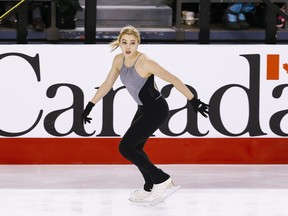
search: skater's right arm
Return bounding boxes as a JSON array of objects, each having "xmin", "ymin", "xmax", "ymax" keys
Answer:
[
  {"xmin": 90, "ymin": 55, "xmax": 121, "ymax": 104},
  {"xmin": 82, "ymin": 55, "xmax": 121, "ymax": 124}
]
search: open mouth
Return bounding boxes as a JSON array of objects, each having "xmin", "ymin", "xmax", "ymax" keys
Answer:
[{"xmin": 126, "ymin": 51, "xmax": 131, "ymax": 54}]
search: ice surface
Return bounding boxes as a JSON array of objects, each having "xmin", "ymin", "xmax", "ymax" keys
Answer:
[{"xmin": 0, "ymin": 165, "xmax": 288, "ymax": 216}]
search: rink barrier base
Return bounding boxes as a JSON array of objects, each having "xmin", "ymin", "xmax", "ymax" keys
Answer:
[{"xmin": 0, "ymin": 138, "xmax": 287, "ymax": 164}]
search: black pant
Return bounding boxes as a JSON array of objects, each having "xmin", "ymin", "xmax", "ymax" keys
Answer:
[{"xmin": 119, "ymin": 96, "xmax": 170, "ymax": 191}]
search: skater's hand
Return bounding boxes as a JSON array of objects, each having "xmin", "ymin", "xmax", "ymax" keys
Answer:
[
  {"xmin": 82, "ymin": 102, "xmax": 95, "ymax": 124},
  {"xmin": 189, "ymin": 97, "xmax": 210, "ymax": 118},
  {"xmin": 82, "ymin": 116, "xmax": 92, "ymax": 124}
]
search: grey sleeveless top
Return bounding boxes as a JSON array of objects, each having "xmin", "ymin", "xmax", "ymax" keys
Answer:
[{"xmin": 119, "ymin": 54, "xmax": 161, "ymax": 106}]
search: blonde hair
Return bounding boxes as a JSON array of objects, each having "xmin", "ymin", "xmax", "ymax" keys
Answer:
[{"xmin": 110, "ymin": 25, "xmax": 141, "ymax": 52}]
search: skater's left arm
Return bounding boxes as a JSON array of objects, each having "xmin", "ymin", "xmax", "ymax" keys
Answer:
[
  {"xmin": 142, "ymin": 59, "xmax": 210, "ymax": 118},
  {"xmin": 142, "ymin": 59, "xmax": 194, "ymax": 100}
]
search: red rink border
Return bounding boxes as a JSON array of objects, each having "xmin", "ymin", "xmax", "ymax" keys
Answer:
[{"xmin": 0, "ymin": 138, "xmax": 287, "ymax": 164}]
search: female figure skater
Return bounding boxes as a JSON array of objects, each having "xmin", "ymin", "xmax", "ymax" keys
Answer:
[{"xmin": 82, "ymin": 25, "xmax": 209, "ymax": 204}]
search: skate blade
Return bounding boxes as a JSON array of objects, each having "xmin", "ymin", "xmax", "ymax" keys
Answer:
[
  {"xmin": 149, "ymin": 185, "xmax": 181, "ymax": 206},
  {"xmin": 129, "ymin": 198, "xmax": 165, "ymax": 205},
  {"xmin": 129, "ymin": 198, "xmax": 150, "ymax": 203}
]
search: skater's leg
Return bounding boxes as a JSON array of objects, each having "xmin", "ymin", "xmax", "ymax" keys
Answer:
[
  {"xmin": 129, "ymin": 111, "xmax": 154, "ymax": 191},
  {"xmin": 128, "ymin": 140, "xmax": 155, "ymax": 202},
  {"xmin": 119, "ymin": 98, "xmax": 170, "ymax": 184},
  {"xmin": 136, "ymin": 140, "xmax": 153, "ymax": 191},
  {"xmin": 119, "ymin": 113, "xmax": 170, "ymax": 184}
]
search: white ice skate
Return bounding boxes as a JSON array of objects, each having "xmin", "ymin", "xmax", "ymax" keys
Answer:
[
  {"xmin": 129, "ymin": 188, "xmax": 152, "ymax": 203},
  {"xmin": 149, "ymin": 185, "xmax": 181, "ymax": 206},
  {"xmin": 141, "ymin": 177, "xmax": 181, "ymax": 206}
]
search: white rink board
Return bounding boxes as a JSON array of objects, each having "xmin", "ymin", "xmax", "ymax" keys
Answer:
[{"xmin": 0, "ymin": 45, "xmax": 287, "ymax": 138}]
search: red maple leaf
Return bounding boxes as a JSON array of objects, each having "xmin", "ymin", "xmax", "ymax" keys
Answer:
[{"xmin": 283, "ymin": 63, "xmax": 288, "ymax": 73}]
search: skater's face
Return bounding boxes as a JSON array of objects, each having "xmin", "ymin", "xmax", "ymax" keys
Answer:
[{"xmin": 119, "ymin": 34, "xmax": 139, "ymax": 57}]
